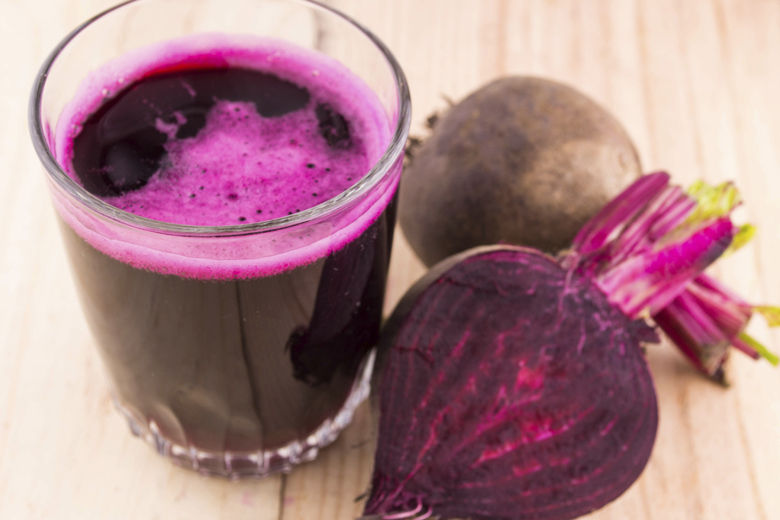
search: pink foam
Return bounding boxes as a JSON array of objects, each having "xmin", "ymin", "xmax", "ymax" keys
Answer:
[{"xmin": 113, "ymin": 99, "xmax": 370, "ymax": 225}]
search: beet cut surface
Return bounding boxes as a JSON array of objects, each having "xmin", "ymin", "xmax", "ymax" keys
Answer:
[{"xmin": 365, "ymin": 247, "xmax": 659, "ymax": 520}]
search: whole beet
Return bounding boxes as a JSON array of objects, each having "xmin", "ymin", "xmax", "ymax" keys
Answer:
[{"xmin": 400, "ymin": 76, "xmax": 642, "ymax": 267}]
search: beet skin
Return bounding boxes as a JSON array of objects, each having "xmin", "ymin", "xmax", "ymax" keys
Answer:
[{"xmin": 400, "ymin": 77, "xmax": 641, "ymax": 267}]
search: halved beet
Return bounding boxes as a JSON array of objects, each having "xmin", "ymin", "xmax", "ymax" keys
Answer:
[
  {"xmin": 363, "ymin": 173, "xmax": 777, "ymax": 520},
  {"xmin": 365, "ymin": 246, "xmax": 659, "ymax": 520}
]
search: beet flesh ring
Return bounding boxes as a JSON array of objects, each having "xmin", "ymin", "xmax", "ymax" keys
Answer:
[{"xmin": 366, "ymin": 247, "xmax": 659, "ymax": 520}]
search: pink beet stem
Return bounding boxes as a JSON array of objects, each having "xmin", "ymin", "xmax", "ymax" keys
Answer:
[
  {"xmin": 570, "ymin": 173, "xmax": 778, "ymax": 381},
  {"xmin": 572, "ymin": 171, "xmax": 670, "ymax": 256},
  {"xmin": 596, "ymin": 217, "xmax": 735, "ymax": 317},
  {"xmin": 732, "ymin": 336, "xmax": 762, "ymax": 360},
  {"xmin": 613, "ymin": 184, "xmax": 688, "ymax": 260},
  {"xmin": 648, "ymin": 192, "xmax": 698, "ymax": 240},
  {"xmin": 686, "ymin": 277, "xmax": 751, "ymax": 338},
  {"xmin": 653, "ymin": 307, "xmax": 712, "ymax": 374}
]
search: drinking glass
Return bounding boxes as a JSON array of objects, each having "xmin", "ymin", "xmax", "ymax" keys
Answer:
[{"xmin": 29, "ymin": 0, "xmax": 410, "ymax": 478}]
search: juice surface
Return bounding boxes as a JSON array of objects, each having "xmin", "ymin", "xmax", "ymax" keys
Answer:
[
  {"xmin": 69, "ymin": 65, "xmax": 373, "ymax": 226},
  {"xmin": 54, "ymin": 36, "xmax": 396, "ymax": 279}
]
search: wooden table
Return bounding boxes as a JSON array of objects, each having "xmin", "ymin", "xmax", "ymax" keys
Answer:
[{"xmin": 2, "ymin": 1, "xmax": 779, "ymax": 518}]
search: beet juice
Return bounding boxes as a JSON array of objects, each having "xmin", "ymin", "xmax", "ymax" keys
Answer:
[{"xmin": 37, "ymin": 33, "xmax": 406, "ymax": 477}]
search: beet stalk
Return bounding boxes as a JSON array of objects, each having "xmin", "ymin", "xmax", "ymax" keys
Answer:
[
  {"xmin": 363, "ymin": 172, "xmax": 776, "ymax": 520},
  {"xmin": 568, "ymin": 172, "xmax": 779, "ymax": 383}
]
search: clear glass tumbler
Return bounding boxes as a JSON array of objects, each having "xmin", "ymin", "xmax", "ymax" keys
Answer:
[{"xmin": 29, "ymin": 0, "xmax": 410, "ymax": 478}]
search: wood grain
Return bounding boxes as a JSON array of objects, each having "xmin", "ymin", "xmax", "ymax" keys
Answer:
[{"xmin": 2, "ymin": 1, "xmax": 778, "ymax": 519}]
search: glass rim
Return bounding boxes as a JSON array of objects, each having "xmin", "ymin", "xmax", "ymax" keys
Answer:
[{"xmin": 29, "ymin": 0, "xmax": 411, "ymax": 237}]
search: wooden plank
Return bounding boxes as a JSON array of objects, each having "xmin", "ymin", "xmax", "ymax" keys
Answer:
[{"xmin": 2, "ymin": 1, "xmax": 779, "ymax": 519}]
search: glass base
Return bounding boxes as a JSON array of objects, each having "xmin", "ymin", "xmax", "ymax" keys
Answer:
[{"xmin": 114, "ymin": 352, "xmax": 374, "ymax": 479}]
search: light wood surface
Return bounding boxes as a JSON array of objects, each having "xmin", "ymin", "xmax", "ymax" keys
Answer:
[{"xmin": 2, "ymin": 1, "xmax": 779, "ymax": 519}]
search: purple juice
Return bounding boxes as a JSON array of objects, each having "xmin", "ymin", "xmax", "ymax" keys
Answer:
[{"xmin": 53, "ymin": 39, "xmax": 399, "ymax": 476}]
